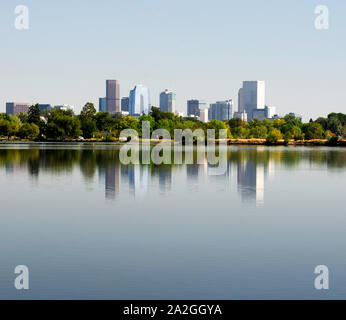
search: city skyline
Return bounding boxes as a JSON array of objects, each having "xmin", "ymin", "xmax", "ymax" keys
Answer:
[{"xmin": 1, "ymin": 1, "xmax": 346, "ymax": 121}]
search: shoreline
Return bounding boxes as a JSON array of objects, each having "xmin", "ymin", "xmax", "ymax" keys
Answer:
[{"xmin": 0, "ymin": 139, "xmax": 345, "ymax": 147}]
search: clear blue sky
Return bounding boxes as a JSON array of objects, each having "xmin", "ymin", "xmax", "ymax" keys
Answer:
[{"xmin": 0, "ymin": 0, "xmax": 345, "ymax": 120}]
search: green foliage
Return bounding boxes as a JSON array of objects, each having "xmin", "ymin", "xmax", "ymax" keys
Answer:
[
  {"xmin": 249, "ymin": 125, "xmax": 267, "ymax": 139},
  {"xmin": 0, "ymin": 104, "xmax": 345, "ymax": 143},
  {"xmin": 45, "ymin": 109, "xmax": 82, "ymax": 140},
  {"xmin": 266, "ymin": 128, "xmax": 283, "ymax": 145},
  {"xmin": 150, "ymin": 107, "xmax": 177, "ymax": 123},
  {"xmin": 0, "ymin": 119, "xmax": 11, "ymax": 137},
  {"xmin": 229, "ymin": 118, "xmax": 245, "ymax": 129},
  {"xmin": 80, "ymin": 103, "xmax": 97, "ymax": 138},
  {"xmin": 80, "ymin": 102, "xmax": 97, "ymax": 119},
  {"xmin": 18, "ymin": 123, "xmax": 40, "ymax": 140},
  {"xmin": 138, "ymin": 114, "xmax": 155, "ymax": 134},
  {"xmin": 302, "ymin": 122, "xmax": 325, "ymax": 140},
  {"xmin": 81, "ymin": 118, "xmax": 97, "ymax": 139},
  {"xmin": 95, "ymin": 112, "xmax": 116, "ymax": 132},
  {"xmin": 28, "ymin": 104, "xmax": 41, "ymax": 125}
]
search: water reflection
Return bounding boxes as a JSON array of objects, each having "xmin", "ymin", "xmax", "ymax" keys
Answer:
[{"xmin": 0, "ymin": 146, "xmax": 345, "ymax": 205}]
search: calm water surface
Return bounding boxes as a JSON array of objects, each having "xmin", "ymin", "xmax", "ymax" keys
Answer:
[{"xmin": 0, "ymin": 144, "xmax": 345, "ymax": 299}]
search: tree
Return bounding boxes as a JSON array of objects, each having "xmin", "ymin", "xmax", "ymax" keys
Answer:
[
  {"xmin": 18, "ymin": 123, "xmax": 40, "ymax": 140},
  {"xmin": 150, "ymin": 106, "xmax": 176, "ymax": 123},
  {"xmin": 266, "ymin": 128, "xmax": 283, "ymax": 144},
  {"xmin": 327, "ymin": 117, "xmax": 343, "ymax": 137},
  {"xmin": 95, "ymin": 112, "xmax": 116, "ymax": 132},
  {"xmin": 303, "ymin": 122, "xmax": 325, "ymax": 140},
  {"xmin": 46, "ymin": 109, "xmax": 82, "ymax": 140},
  {"xmin": 80, "ymin": 103, "xmax": 97, "ymax": 138},
  {"xmin": 0, "ymin": 119, "xmax": 10, "ymax": 137},
  {"xmin": 80, "ymin": 102, "xmax": 96, "ymax": 119},
  {"xmin": 250, "ymin": 125, "xmax": 267, "ymax": 139},
  {"xmin": 207, "ymin": 120, "xmax": 227, "ymax": 139},
  {"xmin": 118, "ymin": 116, "xmax": 139, "ymax": 131},
  {"xmin": 28, "ymin": 104, "xmax": 41, "ymax": 125},
  {"xmin": 17, "ymin": 112, "xmax": 28, "ymax": 123},
  {"xmin": 229, "ymin": 118, "xmax": 245, "ymax": 129},
  {"xmin": 138, "ymin": 114, "xmax": 155, "ymax": 135},
  {"xmin": 81, "ymin": 119, "xmax": 97, "ymax": 139}
]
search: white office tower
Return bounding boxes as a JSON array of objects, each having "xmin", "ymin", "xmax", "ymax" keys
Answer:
[
  {"xmin": 129, "ymin": 85, "xmax": 151, "ymax": 116},
  {"xmin": 265, "ymin": 106, "xmax": 276, "ymax": 119},
  {"xmin": 241, "ymin": 81, "xmax": 265, "ymax": 121},
  {"xmin": 200, "ymin": 108, "xmax": 208, "ymax": 123}
]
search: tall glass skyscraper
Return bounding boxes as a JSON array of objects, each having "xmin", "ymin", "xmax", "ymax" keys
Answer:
[
  {"xmin": 160, "ymin": 89, "xmax": 176, "ymax": 113},
  {"xmin": 187, "ymin": 100, "xmax": 200, "ymax": 117},
  {"xmin": 209, "ymin": 100, "xmax": 233, "ymax": 121},
  {"xmin": 129, "ymin": 85, "xmax": 151, "ymax": 116},
  {"xmin": 239, "ymin": 81, "xmax": 265, "ymax": 121},
  {"xmin": 99, "ymin": 97, "xmax": 107, "ymax": 112},
  {"xmin": 106, "ymin": 80, "xmax": 120, "ymax": 114},
  {"xmin": 121, "ymin": 97, "xmax": 129, "ymax": 112}
]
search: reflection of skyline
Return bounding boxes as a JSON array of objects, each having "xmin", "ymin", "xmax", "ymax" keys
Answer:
[
  {"xmin": 237, "ymin": 160, "xmax": 265, "ymax": 205},
  {"xmin": 105, "ymin": 163, "xmax": 120, "ymax": 200},
  {"xmin": 87, "ymin": 157, "xmax": 274, "ymax": 204},
  {"xmin": 2, "ymin": 149, "xmax": 281, "ymax": 205},
  {"xmin": 236, "ymin": 156, "xmax": 276, "ymax": 205}
]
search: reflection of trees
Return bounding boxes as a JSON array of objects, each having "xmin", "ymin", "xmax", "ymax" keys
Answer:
[{"xmin": 0, "ymin": 147, "xmax": 345, "ymax": 181}]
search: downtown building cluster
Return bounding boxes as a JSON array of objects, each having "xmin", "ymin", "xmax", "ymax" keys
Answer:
[{"xmin": 5, "ymin": 79, "xmax": 302, "ymax": 122}]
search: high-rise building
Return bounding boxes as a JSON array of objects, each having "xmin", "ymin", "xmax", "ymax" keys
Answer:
[
  {"xmin": 121, "ymin": 97, "xmax": 129, "ymax": 112},
  {"xmin": 265, "ymin": 106, "xmax": 276, "ymax": 119},
  {"xmin": 106, "ymin": 80, "xmax": 120, "ymax": 114},
  {"xmin": 198, "ymin": 100, "xmax": 208, "ymax": 111},
  {"xmin": 129, "ymin": 85, "xmax": 151, "ymax": 116},
  {"xmin": 99, "ymin": 97, "xmax": 107, "ymax": 112},
  {"xmin": 6, "ymin": 102, "xmax": 30, "ymax": 115},
  {"xmin": 199, "ymin": 109, "xmax": 208, "ymax": 123},
  {"xmin": 238, "ymin": 88, "xmax": 244, "ymax": 112},
  {"xmin": 160, "ymin": 89, "xmax": 176, "ymax": 113},
  {"xmin": 233, "ymin": 111, "xmax": 248, "ymax": 122},
  {"xmin": 187, "ymin": 100, "xmax": 200, "ymax": 117},
  {"xmin": 252, "ymin": 109, "xmax": 266, "ymax": 121},
  {"xmin": 209, "ymin": 100, "xmax": 233, "ymax": 121},
  {"xmin": 240, "ymin": 81, "xmax": 265, "ymax": 121},
  {"xmin": 38, "ymin": 104, "xmax": 52, "ymax": 112}
]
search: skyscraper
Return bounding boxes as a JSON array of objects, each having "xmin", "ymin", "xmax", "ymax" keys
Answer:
[
  {"xmin": 106, "ymin": 80, "xmax": 120, "ymax": 114},
  {"xmin": 121, "ymin": 97, "xmax": 129, "ymax": 112},
  {"xmin": 129, "ymin": 85, "xmax": 151, "ymax": 116},
  {"xmin": 265, "ymin": 106, "xmax": 276, "ymax": 119},
  {"xmin": 187, "ymin": 100, "xmax": 200, "ymax": 117},
  {"xmin": 240, "ymin": 81, "xmax": 265, "ymax": 121},
  {"xmin": 99, "ymin": 97, "xmax": 107, "ymax": 112},
  {"xmin": 200, "ymin": 108, "xmax": 208, "ymax": 123},
  {"xmin": 38, "ymin": 104, "xmax": 52, "ymax": 112},
  {"xmin": 209, "ymin": 100, "xmax": 233, "ymax": 121},
  {"xmin": 160, "ymin": 89, "xmax": 176, "ymax": 113},
  {"xmin": 238, "ymin": 88, "xmax": 244, "ymax": 112},
  {"xmin": 6, "ymin": 102, "xmax": 30, "ymax": 115}
]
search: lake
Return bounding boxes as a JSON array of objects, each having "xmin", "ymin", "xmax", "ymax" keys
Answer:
[{"xmin": 0, "ymin": 144, "xmax": 345, "ymax": 299}]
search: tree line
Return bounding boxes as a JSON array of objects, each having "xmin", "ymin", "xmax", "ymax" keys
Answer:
[{"xmin": 0, "ymin": 103, "xmax": 345, "ymax": 144}]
